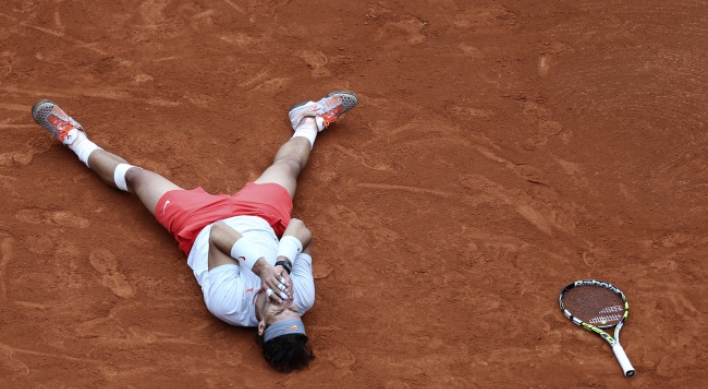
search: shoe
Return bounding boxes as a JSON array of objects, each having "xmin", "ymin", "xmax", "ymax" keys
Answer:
[
  {"xmin": 31, "ymin": 99, "xmax": 84, "ymax": 144},
  {"xmin": 288, "ymin": 91, "xmax": 358, "ymax": 131}
]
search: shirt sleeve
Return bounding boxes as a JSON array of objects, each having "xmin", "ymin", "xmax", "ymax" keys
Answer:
[
  {"xmin": 202, "ymin": 264, "xmax": 251, "ymax": 326},
  {"xmin": 291, "ymin": 253, "xmax": 315, "ymax": 315}
]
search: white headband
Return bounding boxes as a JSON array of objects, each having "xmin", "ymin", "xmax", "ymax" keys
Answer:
[{"xmin": 264, "ymin": 319, "xmax": 306, "ymax": 342}]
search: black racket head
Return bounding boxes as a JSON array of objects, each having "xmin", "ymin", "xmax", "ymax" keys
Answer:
[{"xmin": 559, "ymin": 280, "xmax": 628, "ymax": 329}]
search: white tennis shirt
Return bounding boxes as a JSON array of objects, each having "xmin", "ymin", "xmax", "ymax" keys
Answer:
[{"xmin": 186, "ymin": 215, "xmax": 315, "ymax": 327}]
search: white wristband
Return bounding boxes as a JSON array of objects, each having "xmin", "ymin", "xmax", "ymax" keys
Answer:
[
  {"xmin": 230, "ymin": 236, "xmax": 260, "ymax": 270},
  {"xmin": 277, "ymin": 236, "xmax": 303, "ymax": 261}
]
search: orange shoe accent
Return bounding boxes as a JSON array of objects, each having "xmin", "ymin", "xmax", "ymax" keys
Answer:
[
  {"xmin": 287, "ymin": 91, "xmax": 358, "ymax": 131},
  {"xmin": 31, "ymin": 99, "xmax": 84, "ymax": 143}
]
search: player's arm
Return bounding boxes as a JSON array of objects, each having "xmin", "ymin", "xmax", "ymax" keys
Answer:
[
  {"xmin": 273, "ymin": 219, "xmax": 312, "ymax": 298},
  {"xmin": 208, "ymin": 221, "xmax": 267, "ymax": 271},
  {"xmin": 208, "ymin": 221, "xmax": 243, "ymax": 270},
  {"xmin": 208, "ymin": 221, "xmax": 288, "ymax": 302},
  {"xmin": 281, "ymin": 218, "xmax": 313, "ymax": 248},
  {"xmin": 291, "ymin": 240, "xmax": 316, "ymax": 311}
]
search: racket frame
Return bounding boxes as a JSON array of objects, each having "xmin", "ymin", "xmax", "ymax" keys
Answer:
[{"xmin": 559, "ymin": 279, "xmax": 636, "ymax": 378}]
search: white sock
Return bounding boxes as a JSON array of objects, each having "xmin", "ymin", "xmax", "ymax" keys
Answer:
[
  {"xmin": 315, "ymin": 116, "xmax": 326, "ymax": 131},
  {"xmin": 66, "ymin": 129, "xmax": 101, "ymax": 168},
  {"xmin": 292, "ymin": 118, "xmax": 318, "ymax": 149}
]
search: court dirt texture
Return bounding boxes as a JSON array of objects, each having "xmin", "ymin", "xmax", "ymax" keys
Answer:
[{"xmin": 1, "ymin": 0, "xmax": 707, "ymax": 388}]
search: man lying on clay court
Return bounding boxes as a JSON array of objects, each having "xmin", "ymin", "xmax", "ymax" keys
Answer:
[{"xmin": 30, "ymin": 91, "xmax": 358, "ymax": 372}]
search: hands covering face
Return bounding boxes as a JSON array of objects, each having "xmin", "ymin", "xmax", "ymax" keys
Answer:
[{"xmin": 260, "ymin": 263, "xmax": 293, "ymax": 303}]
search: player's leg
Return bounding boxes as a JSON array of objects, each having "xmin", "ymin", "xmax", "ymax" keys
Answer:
[
  {"xmin": 254, "ymin": 91, "xmax": 358, "ymax": 197},
  {"xmin": 31, "ymin": 99, "xmax": 181, "ymax": 215},
  {"xmin": 254, "ymin": 125, "xmax": 313, "ymax": 198},
  {"xmin": 87, "ymin": 150, "xmax": 182, "ymax": 215}
]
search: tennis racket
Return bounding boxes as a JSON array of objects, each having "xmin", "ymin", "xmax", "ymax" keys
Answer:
[{"xmin": 559, "ymin": 279, "xmax": 635, "ymax": 378}]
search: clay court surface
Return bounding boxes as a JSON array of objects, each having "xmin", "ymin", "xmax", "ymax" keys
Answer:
[{"xmin": 1, "ymin": 0, "xmax": 708, "ymax": 387}]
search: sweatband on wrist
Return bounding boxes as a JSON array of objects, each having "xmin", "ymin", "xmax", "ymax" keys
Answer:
[
  {"xmin": 263, "ymin": 318, "xmax": 306, "ymax": 342},
  {"xmin": 113, "ymin": 163, "xmax": 136, "ymax": 192},
  {"xmin": 277, "ymin": 236, "xmax": 303, "ymax": 261},
  {"xmin": 230, "ymin": 236, "xmax": 260, "ymax": 270}
]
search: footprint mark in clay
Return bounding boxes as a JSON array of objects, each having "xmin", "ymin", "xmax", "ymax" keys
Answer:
[
  {"xmin": 299, "ymin": 50, "xmax": 331, "ymax": 78},
  {"xmin": 89, "ymin": 249, "xmax": 134, "ymax": 298},
  {"xmin": 325, "ymin": 346, "xmax": 356, "ymax": 369}
]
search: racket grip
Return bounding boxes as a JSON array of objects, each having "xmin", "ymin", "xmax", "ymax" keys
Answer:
[{"xmin": 611, "ymin": 344, "xmax": 636, "ymax": 378}]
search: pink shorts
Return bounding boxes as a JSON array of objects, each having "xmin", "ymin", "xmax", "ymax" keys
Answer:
[{"xmin": 155, "ymin": 182, "xmax": 293, "ymax": 255}]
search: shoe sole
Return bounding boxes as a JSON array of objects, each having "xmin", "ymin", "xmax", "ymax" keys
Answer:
[
  {"xmin": 288, "ymin": 90, "xmax": 359, "ymax": 115},
  {"xmin": 31, "ymin": 99, "xmax": 60, "ymax": 138},
  {"xmin": 31, "ymin": 99, "xmax": 84, "ymax": 140}
]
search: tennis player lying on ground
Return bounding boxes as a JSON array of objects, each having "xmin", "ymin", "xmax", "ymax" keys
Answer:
[{"xmin": 30, "ymin": 91, "xmax": 358, "ymax": 372}]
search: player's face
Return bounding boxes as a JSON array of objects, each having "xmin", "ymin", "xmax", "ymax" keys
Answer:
[{"xmin": 263, "ymin": 297, "xmax": 301, "ymax": 326}]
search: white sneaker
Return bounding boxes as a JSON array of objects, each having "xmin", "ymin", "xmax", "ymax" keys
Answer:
[
  {"xmin": 31, "ymin": 99, "xmax": 84, "ymax": 145},
  {"xmin": 288, "ymin": 91, "xmax": 358, "ymax": 131}
]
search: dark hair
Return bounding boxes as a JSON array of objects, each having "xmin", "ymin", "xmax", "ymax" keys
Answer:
[{"xmin": 256, "ymin": 333, "xmax": 314, "ymax": 372}]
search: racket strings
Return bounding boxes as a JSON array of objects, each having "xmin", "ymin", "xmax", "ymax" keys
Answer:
[{"xmin": 562, "ymin": 285, "xmax": 625, "ymax": 326}]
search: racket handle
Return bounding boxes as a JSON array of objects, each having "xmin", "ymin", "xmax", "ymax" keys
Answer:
[{"xmin": 611, "ymin": 344, "xmax": 636, "ymax": 378}]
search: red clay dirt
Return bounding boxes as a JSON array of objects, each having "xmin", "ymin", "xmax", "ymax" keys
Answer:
[{"xmin": 2, "ymin": 0, "xmax": 708, "ymax": 388}]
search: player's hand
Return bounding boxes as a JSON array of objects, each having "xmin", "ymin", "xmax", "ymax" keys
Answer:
[
  {"xmin": 259, "ymin": 264, "xmax": 290, "ymax": 303},
  {"xmin": 274, "ymin": 264, "xmax": 294, "ymax": 300}
]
